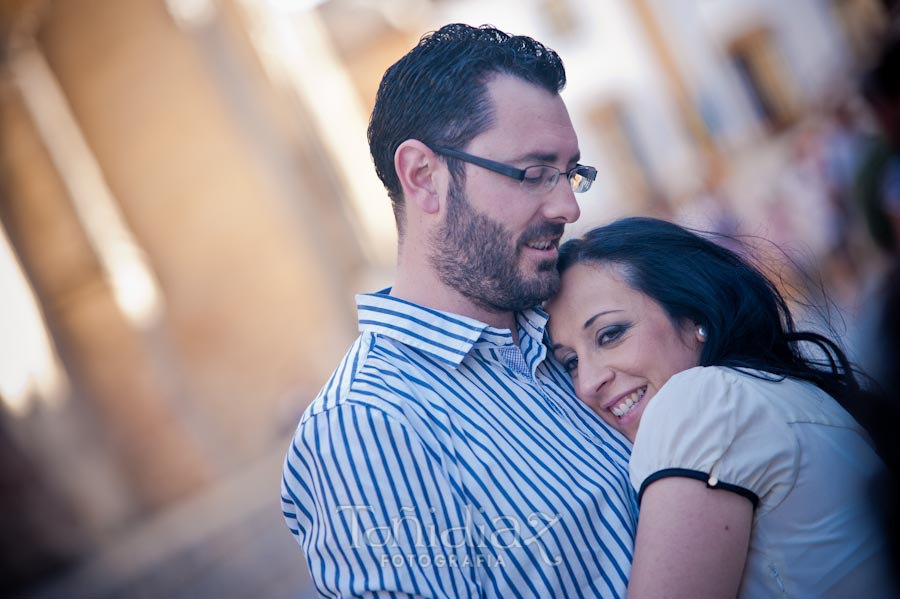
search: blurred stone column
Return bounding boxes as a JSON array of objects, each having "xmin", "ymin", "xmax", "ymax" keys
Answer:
[
  {"xmin": 1, "ymin": 41, "xmax": 215, "ymax": 514},
  {"xmin": 0, "ymin": 0, "xmax": 373, "ymax": 588}
]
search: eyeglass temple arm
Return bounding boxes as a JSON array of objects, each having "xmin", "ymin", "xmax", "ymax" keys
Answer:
[{"xmin": 429, "ymin": 146, "xmax": 526, "ymax": 181}]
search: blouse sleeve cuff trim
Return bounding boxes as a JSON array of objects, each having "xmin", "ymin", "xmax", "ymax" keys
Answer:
[{"xmin": 637, "ymin": 467, "xmax": 760, "ymax": 508}]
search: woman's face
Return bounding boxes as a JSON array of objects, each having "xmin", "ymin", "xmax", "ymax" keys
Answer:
[{"xmin": 545, "ymin": 262, "xmax": 704, "ymax": 441}]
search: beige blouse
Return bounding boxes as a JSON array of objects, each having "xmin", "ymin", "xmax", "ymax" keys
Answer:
[{"xmin": 630, "ymin": 366, "xmax": 896, "ymax": 598}]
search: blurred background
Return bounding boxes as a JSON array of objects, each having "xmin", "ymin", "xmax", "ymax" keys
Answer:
[{"xmin": 0, "ymin": 0, "xmax": 897, "ymax": 596}]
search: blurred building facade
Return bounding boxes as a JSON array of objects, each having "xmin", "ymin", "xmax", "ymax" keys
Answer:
[{"xmin": 0, "ymin": 0, "xmax": 890, "ymax": 595}]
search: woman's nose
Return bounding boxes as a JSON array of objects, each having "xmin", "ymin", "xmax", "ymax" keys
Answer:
[{"xmin": 576, "ymin": 360, "xmax": 614, "ymax": 401}]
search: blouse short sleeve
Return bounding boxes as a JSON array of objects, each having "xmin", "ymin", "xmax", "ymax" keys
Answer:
[{"xmin": 629, "ymin": 366, "xmax": 800, "ymax": 514}]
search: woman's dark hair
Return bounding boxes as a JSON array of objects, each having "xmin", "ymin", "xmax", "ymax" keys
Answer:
[
  {"xmin": 557, "ymin": 217, "xmax": 860, "ymax": 401},
  {"xmin": 368, "ymin": 23, "xmax": 566, "ymax": 233}
]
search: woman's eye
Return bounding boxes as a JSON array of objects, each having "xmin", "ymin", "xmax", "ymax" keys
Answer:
[
  {"xmin": 563, "ymin": 356, "xmax": 578, "ymax": 373},
  {"xmin": 597, "ymin": 325, "xmax": 626, "ymax": 346}
]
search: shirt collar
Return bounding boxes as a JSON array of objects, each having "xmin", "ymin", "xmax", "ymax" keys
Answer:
[{"xmin": 356, "ymin": 289, "xmax": 549, "ymax": 367}]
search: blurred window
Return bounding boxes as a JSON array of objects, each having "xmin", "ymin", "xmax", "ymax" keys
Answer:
[
  {"xmin": 589, "ymin": 100, "xmax": 657, "ymax": 210},
  {"xmin": 829, "ymin": 0, "xmax": 888, "ymax": 64},
  {"xmin": 727, "ymin": 27, "xmax": 798, "ymax": 133}
]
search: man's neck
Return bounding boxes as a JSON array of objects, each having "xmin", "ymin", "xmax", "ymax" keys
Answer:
[{"xmin": 391, "ymin": 269, "xmax": 521, "ymax": 346}]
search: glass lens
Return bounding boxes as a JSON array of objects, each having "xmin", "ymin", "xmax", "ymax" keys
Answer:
[
  {"xmin": 521, "ymin": 166, "xmax": 559, "ymax": 192},
  {"xmin": 569, "ymin": 165, "xmax": 597, "ymax": 193}
]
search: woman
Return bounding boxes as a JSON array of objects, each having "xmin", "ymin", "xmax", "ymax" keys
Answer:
[{"xmin": 545, "ymin": 217, "xmax": 895, "ymax": 598}]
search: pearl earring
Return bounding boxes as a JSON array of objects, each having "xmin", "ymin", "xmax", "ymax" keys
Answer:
[{"xmin": 697, "ymin": 325, "xmax": 707, "ymax": 340}]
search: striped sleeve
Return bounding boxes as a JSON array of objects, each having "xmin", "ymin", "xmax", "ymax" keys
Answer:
[{"xmin": 282, "ymin": 401, "xmax": 481, "ymax": 599}]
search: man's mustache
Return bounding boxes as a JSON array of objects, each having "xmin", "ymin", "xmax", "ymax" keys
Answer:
[{"xmin": 519, "ymin": 222, "xmax": 566, "ymax": 246}]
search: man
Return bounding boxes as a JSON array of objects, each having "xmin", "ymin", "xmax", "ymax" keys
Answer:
[{"xmin": 282, "ymin": 24, "xmax": 637, "ymax": 598}]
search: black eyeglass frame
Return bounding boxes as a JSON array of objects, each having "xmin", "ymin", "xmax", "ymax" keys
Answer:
[{"xmin": 429, "ymin": 145, "xmax": 597, "ymax": 193}]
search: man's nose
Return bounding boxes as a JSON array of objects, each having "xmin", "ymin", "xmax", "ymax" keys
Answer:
[{"xmin": 542, "ymin": 179, "xmax": 580, "ymax": 224}]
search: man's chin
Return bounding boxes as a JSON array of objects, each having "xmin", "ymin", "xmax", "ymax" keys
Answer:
[
  {"xmin": 525, "ymin": 258, "xmax": 560, "ymax": 284},
  {"xmin": 475, "ymin": 278, "xmax": 559, "ymax": 313},
  {"xmin": 535, "ymin": 256, "xmax": 559, "ymax": 274},
  {"xmin": 517, "ymin": 272, "xmax": 560, "ymax": 306}
]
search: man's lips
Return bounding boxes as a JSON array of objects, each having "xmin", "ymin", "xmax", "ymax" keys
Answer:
[{"xmin": 524, "ymin": 238, "xmax": 560, "ymax": 251}]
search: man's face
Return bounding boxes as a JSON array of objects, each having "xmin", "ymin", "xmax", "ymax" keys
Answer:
[
  {"xmin": 430, "ymin": 175, "xmax": 567, "ymax": 312},
  {"xmin": 429, "ymin": 75, "xmax": 582, "ymax": 313}
]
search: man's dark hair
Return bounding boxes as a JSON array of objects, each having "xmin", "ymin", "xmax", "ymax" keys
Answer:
[{"xmin": 367, "ymin": 23, "xmax": 566, "ymax": 232}]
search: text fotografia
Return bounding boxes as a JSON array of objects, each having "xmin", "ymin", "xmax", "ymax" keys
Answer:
[
  {"xmin": 382, "ymin": 553, "xmax": 508, "ymax": 569},
  {"xmin": 337, "ymin": 504, "xmax": 562, "ymax": 567}
]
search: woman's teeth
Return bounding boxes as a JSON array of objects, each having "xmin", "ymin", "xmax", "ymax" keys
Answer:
[{"xmin": 611, "ymin": 387, "xmax": 646, "ymax": 418}]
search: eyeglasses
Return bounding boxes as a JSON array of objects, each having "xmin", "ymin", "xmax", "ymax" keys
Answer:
[{"xmin": 429, "ymin": 145, "xmax": 597, "ymax": 194}]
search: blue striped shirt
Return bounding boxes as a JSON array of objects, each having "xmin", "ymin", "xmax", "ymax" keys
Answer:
[{"xmin": 282, "ymin": 290, "xmax": 638, "ymax": 598}]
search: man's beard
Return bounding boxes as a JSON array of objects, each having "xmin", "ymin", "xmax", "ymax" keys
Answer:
[{"xmin": 429, "ymin": 176, "xmax": 564, "ymax": 313}]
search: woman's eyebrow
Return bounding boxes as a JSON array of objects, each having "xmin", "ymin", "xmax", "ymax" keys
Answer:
[{"xmin": 583, "ymin": 310, "xmax": 622, "ymax": 330}]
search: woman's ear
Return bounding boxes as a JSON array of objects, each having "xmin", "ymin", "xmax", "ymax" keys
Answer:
[
  {"xmin": 679, "ymin": 319, "xmax": 707, "ymax": 352},
  {"xmin": 394, "ymin": 140, "xmax": 442, "ymax": 214},
  {"xmin": 695, "ymin": 324, "xmax": 708, "ymax": 344}
]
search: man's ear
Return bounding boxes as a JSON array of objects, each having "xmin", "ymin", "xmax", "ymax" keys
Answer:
[{"xmin": 394, "ymin": 140, "xmax": 443, "ymax": 214}]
